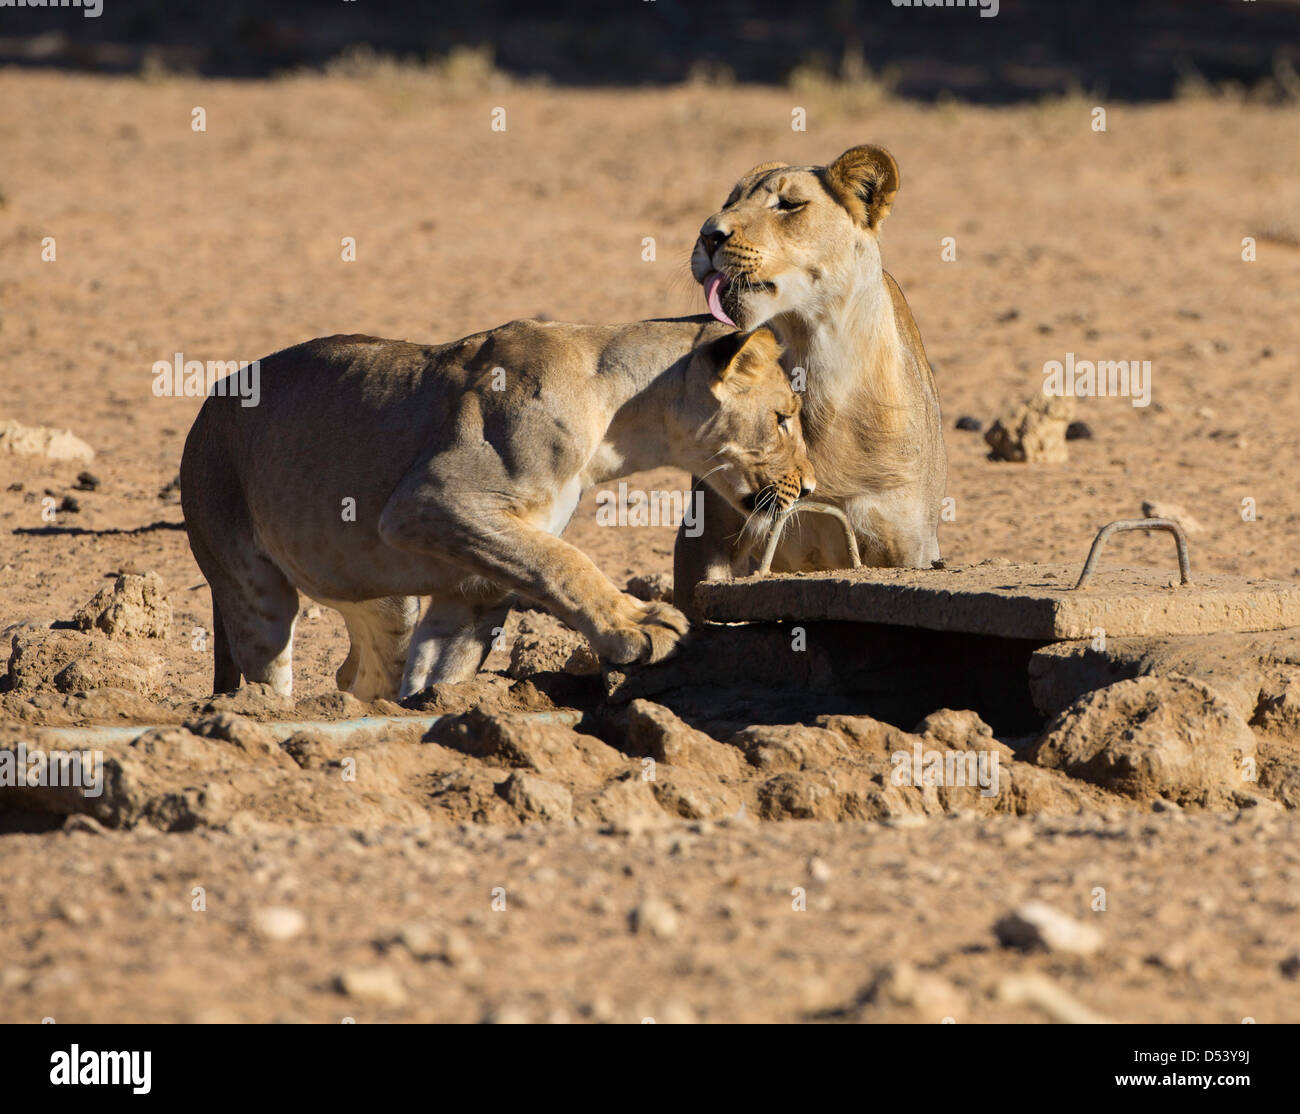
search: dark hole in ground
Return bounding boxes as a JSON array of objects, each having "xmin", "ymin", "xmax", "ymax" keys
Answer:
[{"xmin": 601, "ymin": 620, "xmax": 1048, "ymax": 741}]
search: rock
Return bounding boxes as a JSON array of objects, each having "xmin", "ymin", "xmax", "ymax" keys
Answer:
[
  {"xmin": 1002, "ymin": 762, "xmax": 1125, "ymax": 817},
  {"xmin": 291, "ymin": 691, "xmax": 369, "ymax": 720},
  {"xmin": 73, "ymin": 471, "xmax": 100, "ymax": 491},
  {"xmin": 436, "ymin": 929, "xmax": 478, "ymax": 970},
  {"xmin": 397, "ymin": 925, "xmax": 478, "ymax": 971},
  {"xmin": 59, "ymin": 495, "xmax": 80, "ymax": 514},
  {"xmin": 1, "ymin": 720, "xmax": 435, "ymax": 832},
  {"xmin": 183, "ymin": 713, "xmax": 293, "ymax": 767},
  {"xmin": 994, "ymin": 901, "xmax": 1103, "ymax": 955},
  {"xmin": 728, "ymin": 724, "xmax": 849, "ymax": 772},
  {"xmin": 72, "ymin": 572, "xmax": 171, "ymax": 639},
  {"xmin": 954, "ymin": 415, "xmax": 983, "ymax": 432},
  {"xmin": 577, "ymin": 775, "xmax": 666, "ymax": 828},
  {"xmin": 1065, "ymin": 420, "xmax": 1093, "ymax": 440},
  {"xmin": 251, "ymin": 906, "xmax": 305, "ymax": 941},
  {"xmin": 626, "ymin": 573, "xmax": 673, "ymax": 603},
  {"xmin": 51, "ymin": 656, "xmax": 158, "ymax": 696},
  {"xmin": 756, "ymin": 770, "xmax": 838, "ymax": 820},
  {"xmin": 816, "ymin": 713, "xmax": 912, "ymax": 759},
  {"xmin": 860, "ymin": 961, "xmax": 965, "ymax": 1021},
  {"xmin": 0, "ymin": 419, "xmax": 94, "ymax": 462},
  {"xmin": 628, "ymin": 898, "xmax": 679, "ymax": 938},
  {"xmin": 1251, "ymin": 676, "xmax": 1300, "ymax": 739},
  {"xmin": 395, "ymin": 923, "xmax": 437, "ymax": 959},
  {"xmin": 1256, "ymin": 739, "xmax": 1300, "ymax": 809},
  {"xmin": 62, "ymin": 814, "xmax": 105, "ymax": 835},
  {"xmin": 1141, "ymin": 499, "xmax": 1204, "ymax": 535},
  {"xmin": 912, "ymin": 708, "xmax": 998, "ymax": 751},
  {"xmin": 996, "ymin": 973, "xmax": 1111, "ymax": 1024},
  {"xmin": 984, "ymin": 392, "xmax": 1075, "ymax": 463},
  {"xmin": 428, "ymin": 708, "xmax": 624, "ymax": 786},
  {"xmin": 507, "ymin": 628, "xmax": 598, "ymax": 679},
  {"xmin": 426, "ymin": 768, "xmax": 519, "ymax": 825},
  {"xmin": 337, "ymin": 967, "xmax": 407, "ymax": 1006},
  {"xmin": 1030, "ymin": 675, "xmax": 1257, "ymax": 807},
  {"xmin": 647, "ymin": 766, "xmax": 741, "ymax": 820},
  {"xmin": 1028, "ymin": 630, "xmax": 1298, "ymax": 726},
  {"xmin": 499, "ymin": 770, "xmax": 573, "ymax": 822},
  {"xmin": 625, "ymin": 700, "xmax": 745, "ymax": 777},
  {"xmin": 6, "ymin": 627, "xmax": 165, "ymax": 696}
]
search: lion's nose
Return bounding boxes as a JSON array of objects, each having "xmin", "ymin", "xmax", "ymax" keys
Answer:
[
  {"xmin": 700, "ymin": 226, "xmax": 732, "ymax": 255},
  {"xmin": 800, "ymin": 480, "xmax": 816, "ymax": 498}
]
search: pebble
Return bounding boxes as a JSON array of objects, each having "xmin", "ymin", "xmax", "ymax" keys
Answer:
[
  {"xmin": 807, "ymin": 856, "xmax": 833, "ymax": 884},
  {"xmin": 994, "ymin": 901, "xmax": 1103, "ymax": 956},
  {"xmin": 996, "ymin": 974, "xmax": 1111, "ymax": 1024},
  {"xmin": 337, "ymin": 967, "xmax": 408, "ymax": 1006},
  {"xmin": 1141, "ymin": 499, "xmax": 1204, "ymax": 535},
  {"xmin": 63, "ymin": 814, "xmax": 105, "ymax": 835},
  {"xmin": 628, "ymin": 898, "xmax": 680, "ymax": 938},
  {"xmin": 252, "ymin": 906, "xmax": 305, "ymax": 941}
]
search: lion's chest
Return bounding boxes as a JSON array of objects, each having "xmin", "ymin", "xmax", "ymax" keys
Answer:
[{"xmin": 533, "ymin": 475, "xmax": 584, "ymax": 538}]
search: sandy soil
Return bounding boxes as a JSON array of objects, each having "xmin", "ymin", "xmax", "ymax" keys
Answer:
[
  {"xmin": 2, "ymin": 68, "xmax": 1299, "ymax": 1022},
  {"xmin": 3, "ymin": 811, "xmax": 1298, "ymax": 1025}
]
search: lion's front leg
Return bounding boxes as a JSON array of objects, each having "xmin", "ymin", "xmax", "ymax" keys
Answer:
[
  {"xmin": 672, "ymin": 478, "xmax": 748, "ymax": 623},
  {"xmin": 380, "ymin": 488, "xmax": 689, "ymax": 669}
]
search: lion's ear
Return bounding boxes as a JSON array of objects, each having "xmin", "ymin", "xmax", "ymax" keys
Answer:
[
  {"xmin": 742, "ymin": 159, "xmax": 791, "ymax": 180},
  {"xmin": 823, "ymin": 145, "xmax": 899, "ymax": 230},
  {"xmin": 711, "ymin": 327, "xmax": 784, "ymax": 392}
]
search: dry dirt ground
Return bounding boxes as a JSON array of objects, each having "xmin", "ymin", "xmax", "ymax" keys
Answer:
[{"xmin": 2, "ymin": 67, "xmax": 1300, "ymax": 1023}]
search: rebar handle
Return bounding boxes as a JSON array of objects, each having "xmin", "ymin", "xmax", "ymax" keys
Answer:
[{"xmin": 1073, "ymin": 518, "xmax": 1192, "ymax": 590}]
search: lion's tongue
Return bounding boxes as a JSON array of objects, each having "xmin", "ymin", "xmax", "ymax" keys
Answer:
[{"xmin": 704, "ymin": 272, "xmax": 736, "ymax": 327}]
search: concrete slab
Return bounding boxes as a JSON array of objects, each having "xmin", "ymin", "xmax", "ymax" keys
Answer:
[{"xmin": 697, "ymin": 564, "xmax": 1300, "ymax": 641}]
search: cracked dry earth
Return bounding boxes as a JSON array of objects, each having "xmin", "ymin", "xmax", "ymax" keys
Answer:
[{"xmin": 3, "ymin": 72, "xmax": 1300, "ymax": 1023}]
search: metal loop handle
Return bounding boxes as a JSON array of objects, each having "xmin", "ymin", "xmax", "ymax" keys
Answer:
[
  {"xmin": 757, "ymin": 500, "xmax": 862, "ymax": 575},
  {"xmin": 1073, "ymin": 518, "xmax": 1192, "ymax": 590}
]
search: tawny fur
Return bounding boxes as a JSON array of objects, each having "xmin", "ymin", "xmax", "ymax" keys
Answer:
[
  {"xmin": 676, "ymin": 144, "xmax": 946, "ymax": 614},
  {"xmin": 181, "ymin": 320, "xmax": 811, "ymax": 701}
]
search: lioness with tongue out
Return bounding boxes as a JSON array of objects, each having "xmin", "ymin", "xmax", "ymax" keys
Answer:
[{"xmin": 677, "ymin": 144, "xmax": 946, "ymax": 618}]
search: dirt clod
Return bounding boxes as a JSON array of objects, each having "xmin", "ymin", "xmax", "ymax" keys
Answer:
[
  {"xmin": 985, "ymin": 393, "xmax": 1075, "ymax": 463},
  {"xmin": 72, "ymin": 572, "xmax": 171, "ymax": 640}
]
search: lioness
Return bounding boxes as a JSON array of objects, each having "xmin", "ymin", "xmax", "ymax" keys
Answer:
[
  {"xmin": 180, "ymin": 320, "xmax": 812, "ymax": 700},
  {"xmin": 676, "ymin": 144, "xmax": 946, "ymax": 618}
]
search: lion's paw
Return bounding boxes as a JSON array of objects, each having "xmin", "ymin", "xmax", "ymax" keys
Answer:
[{"xmin": 595, "ymin": 597, "xmax": 690, "ymax": 665}]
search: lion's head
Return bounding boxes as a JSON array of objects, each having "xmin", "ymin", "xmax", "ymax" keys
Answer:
[
  {"xmin": 690, "ymin": 145, "xmax": 900, "ymax": 331},
  {"xmin": 683, "ymin": 326, "xmax": 815, "ymax": 520}
]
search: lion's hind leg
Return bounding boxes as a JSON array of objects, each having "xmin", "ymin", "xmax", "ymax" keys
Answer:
[
  {"xmin": 398, "ymin": 588, "xmax": 511, "ymax": 699},
  {"xmin": 332, "ymin": 596, "xmax": 421, "ymax": 702}
]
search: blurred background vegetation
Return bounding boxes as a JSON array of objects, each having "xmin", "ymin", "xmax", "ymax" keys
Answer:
[{"xmin": 0, "ymin": 0, "xmax": 1296, "ymax": 102}]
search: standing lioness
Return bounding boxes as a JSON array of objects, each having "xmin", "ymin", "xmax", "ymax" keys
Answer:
[
  {"xmin": 676, "ymin": 144, "xmax": 946, "ymax": 617},
  {"xmin": 181, "ymin": 319, "xmax": 812, "ymax": 701}
]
